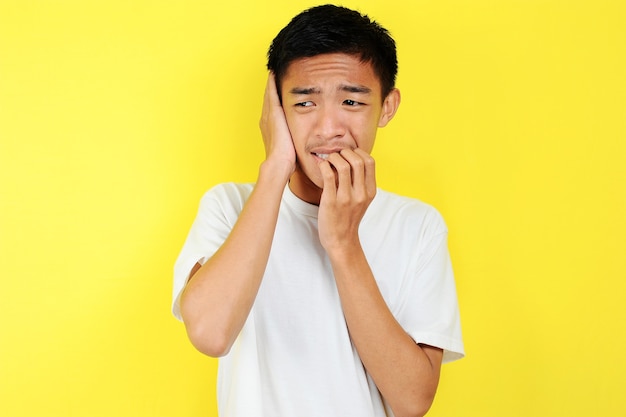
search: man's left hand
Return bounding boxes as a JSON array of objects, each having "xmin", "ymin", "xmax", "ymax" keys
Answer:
[{"xmin": 317, "ymin": 148, "xmax": 376, "ymax": 252}]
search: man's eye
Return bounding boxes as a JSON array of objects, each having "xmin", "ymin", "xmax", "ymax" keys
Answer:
[
  {"xmin": 295, "ymin": 101, "xmax": 314, "ymax": 107},
  {"xmin": 343, "ymin": 99, "xmax": 360, "ymax": 106}
]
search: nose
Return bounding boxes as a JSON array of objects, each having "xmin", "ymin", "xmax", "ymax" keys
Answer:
[{"xmin": 314, "ymin": 105, "xmax": 346, "ymax": 140}]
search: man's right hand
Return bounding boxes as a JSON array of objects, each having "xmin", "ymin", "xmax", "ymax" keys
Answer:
[
  {"xmin": 181, "ymin": 74, "xmax": 296, "ymax": 358},
  {"xmin": 259, "ymin": 73, "xmax": 296, "ymax": 175},
  {"xmin": 180, "ymin": 75, "xmax": 299, "ymax": 357}
]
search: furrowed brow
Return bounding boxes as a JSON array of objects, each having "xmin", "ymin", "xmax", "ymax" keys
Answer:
[
  {"xmin": 289, "ymin": 87, "xmax": 321, "ymax": 95},
  {"xmin": 339, "ymin": 84, "xmax": 372, "ymax": 94}
]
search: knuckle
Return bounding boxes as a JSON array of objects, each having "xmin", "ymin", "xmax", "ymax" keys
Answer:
[
  {"xmin": 336, "ymin": 165, "xmax": 351, "ymax": 176},
  {"xmin": 354, "ymin": 190, "xmax": 368, "ymax": 204},
  {"xmin": 321, "ymin": 167, "xmax": 335, "ymax": 181},
  {"xmin": 334, "ymin": 159, "xmax": 350, "ymax": 172},
  {"xmin": 336, "ymin": 194, "xmax": 350, "ymax": 206},
  {"xmin": 351, "ymin": 158, "xmax": 365, "ymax": 170}
]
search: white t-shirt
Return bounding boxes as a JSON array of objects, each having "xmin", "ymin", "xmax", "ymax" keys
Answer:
[{"xmin": 173, "ymin": 183, "xmax": 464, "ymax": 417}]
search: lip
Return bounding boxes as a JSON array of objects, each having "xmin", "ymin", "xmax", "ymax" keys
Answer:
[
  {"xmin": 310, "ymin": 147, "xmax": 346, "ymax": 154},
  {"xmin": 310, "ymin": 147, "xmax": 347, "ymax": 160},
  {"xmin": 312, "ymin": 153, "xmax": 329, "ymax": 161}
]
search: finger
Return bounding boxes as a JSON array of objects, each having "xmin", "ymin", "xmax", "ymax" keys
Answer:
[
  {"xmin": 327, "ymin": 153, "xmax": 352, "ymax": 193},
  {"xmin": 260, "ymin": 74, "xmax": 271, "ymax": 123},
  {"xmin": 319, "ymin": 160, "xmax": 337, "ymax": 200},
  {"xmin": 261, "ymin": 73, "xmax": 280, "ymax": 119},
  {"xmin": 339, "ymin": 148, "xmax": 365, "ymax": 189},
  {"xmin": 353, "ymin": 148, "xmax": 376, "ymax": 197},
  {"xmin": 267, "ymin": 72, "xmax": 281, "ymax": 108}
]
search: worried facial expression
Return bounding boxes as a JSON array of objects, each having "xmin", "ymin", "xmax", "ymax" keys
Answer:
[{"xmin": 280, "ymin": 53, "xmax": 400, "ymax": 204}]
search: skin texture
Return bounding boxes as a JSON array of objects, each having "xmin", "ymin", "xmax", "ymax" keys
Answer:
[{"xmin": 180, "ymin": 53, "xmax": 443, "ymax": 417}]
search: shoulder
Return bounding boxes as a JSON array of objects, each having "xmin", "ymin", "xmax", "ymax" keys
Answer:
[
  {"xmin": 368, "ymin": 188, "xmax": 448, "ymax": 236},
  {"xmin": 199, "ymin": 182, "xmax": 254, "ymax": 208},
  {"xmin": 195, "ymin": 182, "xmax": 254, "ymax": 221}
]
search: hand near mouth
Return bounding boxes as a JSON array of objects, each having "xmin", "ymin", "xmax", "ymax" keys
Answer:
[
  {"xmin": 259, "ymin": 73, "xmax": 296, "ymax": 180},
  {"xmin": 317, "ymin": 148, "xmax": 376, "ymax": 252}
]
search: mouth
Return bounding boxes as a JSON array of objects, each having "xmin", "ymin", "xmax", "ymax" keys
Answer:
[
  {"xmin": 313, "ymin": 153, "xmax": 330, "ymax": 160},
  {"xmin": 311, "ymin": 147, "xmax": 347, "ymax": 160}
]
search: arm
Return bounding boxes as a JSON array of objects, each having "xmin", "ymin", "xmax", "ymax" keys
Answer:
[
  {"xmin": 318, "ymin": 150, "xmax": 442, "ymax": 417},
  {"xmin": 180, "ymin": 74, "xmax": 294, "ymax": 357}
]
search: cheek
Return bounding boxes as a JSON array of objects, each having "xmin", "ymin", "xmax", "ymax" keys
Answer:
[
  {"xmin": 350, "ymin": 117, "xmax": 378, "ymax": 151},
  {"xmin": 283, "ymin": 111, "xmax": 298, "ymax": 134}
]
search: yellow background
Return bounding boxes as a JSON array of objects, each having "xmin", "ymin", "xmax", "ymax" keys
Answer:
[{"xmin": 1, "ymin": 0, "xmax": 624, "ymax": 416}]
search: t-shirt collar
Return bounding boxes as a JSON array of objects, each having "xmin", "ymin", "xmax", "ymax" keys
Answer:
[{"xmin": 283, "ymin": 183, "xmax": 319, "ymax": 218}]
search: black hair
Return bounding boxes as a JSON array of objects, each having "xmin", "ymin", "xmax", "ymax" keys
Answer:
[{"xmin": 267, "ymin": 4, "xmax": 398, "ymax": 99}]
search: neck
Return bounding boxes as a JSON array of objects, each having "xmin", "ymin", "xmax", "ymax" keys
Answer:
[{"xmin": 288, "ymin": 170, "xmax": 322, "ymax": 206}]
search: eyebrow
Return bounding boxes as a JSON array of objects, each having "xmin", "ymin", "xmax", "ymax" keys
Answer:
[
  {"xmin": 339, "ymin": 84, "xmax": 372, "ymax": 94},
  {"xmin": 289, "ymin": 87, "xmax": 321, "ymax": 95},
  {"xmin": 288, "ymin": 84, "xmax": 372, "ymax": 95}
]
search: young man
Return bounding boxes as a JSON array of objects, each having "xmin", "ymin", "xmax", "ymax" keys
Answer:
[{"xmin": 173, "ymin": 5, "xmax": 464, "ymax": 417}]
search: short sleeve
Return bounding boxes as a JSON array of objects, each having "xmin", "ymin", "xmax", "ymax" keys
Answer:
[
  {"xmin": 171, "ymin": 183, "xmax": 253, "ymax": 321},
  {"xmin": 395, "ymin": 210, "xmax": 465, "ymax": 363}
]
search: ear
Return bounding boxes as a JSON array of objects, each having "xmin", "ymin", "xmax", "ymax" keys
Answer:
[{"xmin": 378, "ymin": 88, "xmax": 401, "ymax": 127}]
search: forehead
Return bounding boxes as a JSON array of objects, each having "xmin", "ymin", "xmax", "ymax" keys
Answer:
[{"xmin": 282, "ymin": 53, "xmax": 381, "ymax": 93}]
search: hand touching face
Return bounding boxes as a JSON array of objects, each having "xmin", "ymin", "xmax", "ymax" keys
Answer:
[
  {"xmin": 259, "ymin": 73, "xmax": 296, "ymax": 177},
  {"xmin": 316, "ymin": 148, "xmax": 377, "ymax": 251},
  {"xmin": 279, "ymin": 53, "xmax": 400, "ymax": 205}
]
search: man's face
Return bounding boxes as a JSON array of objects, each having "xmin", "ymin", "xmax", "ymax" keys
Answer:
[{"xmin": 280, "ymin": 53, "xmax": 398, "ymax": 204}]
